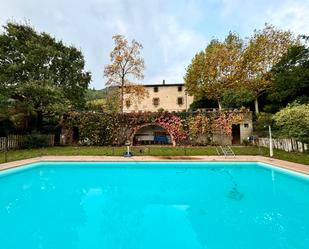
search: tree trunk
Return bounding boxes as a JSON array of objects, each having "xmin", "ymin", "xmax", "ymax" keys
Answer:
[
  {"xmin": 254, "ymin": 98, "xmax": 259, "ymax": 114},
  {"xmin": 36, "ymin": 110, "xmax": 43, "ymax": 131},
  {"xmin": 218, "ymin": 101, "xmax": 222, "ymax": 110},
  {"xmin": 120, "ymin": 78, "xmax": 124, "ymax": 113},
  {"xmin": 302, "ymin": 142, "xmax": 305, "ymax": 153}
]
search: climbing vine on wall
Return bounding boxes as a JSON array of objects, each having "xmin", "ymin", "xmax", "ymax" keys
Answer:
[
  {"xmin": 63, "ymin": 110, "xmax": 247, "ymax": 145},
  {"xmin": 212, "ymin": 111, "xmax": 244, "ymax": 136},
  {"xmin": 155, "ymin": 114, "xmax": 187, "ymax": 142},
  {"xmin": 187, "ymin": 114, "xmax": 211, "ymax": 138}
]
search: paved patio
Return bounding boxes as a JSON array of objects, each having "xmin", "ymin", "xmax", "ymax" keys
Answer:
[{"xmin": 0, "ymin": 155, "xmax": 308, "ymax": 175}]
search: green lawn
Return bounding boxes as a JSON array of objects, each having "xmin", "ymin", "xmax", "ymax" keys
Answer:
[{"xmin": 1, "ymin": 146, "xmax": 309, "ymax": 165}]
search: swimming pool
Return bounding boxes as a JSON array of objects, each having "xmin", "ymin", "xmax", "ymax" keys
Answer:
[{"xmin": 0, "ymin": 162, "xmax": 308, "ymax": 249}]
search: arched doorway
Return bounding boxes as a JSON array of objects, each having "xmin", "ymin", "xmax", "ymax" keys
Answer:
[{"xmin": 131, "ymin": 123, "xmax": 176, "ymax": 146}]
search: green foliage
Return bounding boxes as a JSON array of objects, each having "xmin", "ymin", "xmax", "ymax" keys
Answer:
[
  {"xmin": 85, "ymin": 99, "xmax": 106, "ymax": 111},
  {"xmin": 23, "ymin": 133, "xmax": 49, "ymax": 149},
  {"xmin": 17, "ymin": 80, "xmax": 68, "ymax": 114},
  {"xmin": 221, "ymin": 89, "xmax": 254, "ymax": 108},
  {"xmin": 273, "ymin": 103, "xmax": 309, "ymax": 143},
  {"xmin": 242, "ymin": 139, "xmax": 250, "ymax": 146},
  {"xmin": 0, "ymin": 93, "xmax": 27, "ymax": 131},
  {"xmin": 2, "ymin": 146, "xmax": 309, "ymax": 165},
  {"xmin": 157, "ymin": 108, "xmax": 165, "ymax": 113},
  {"xmin": 267, "ymin": 44, "xmax": 309, "ymax": 112},
  {"xmin": 189, "ymin": 97, "xmax": 218, "ymax": 110},
  {"xmin": 256, "ymin": 112, "xmax": 273, "ymax": 126},
  {"xmin": 253, "ymin": 112, "xmax": 274, "ymax": 136},
  {"xmin": 66, "ymin": 110, "xmax": 246, "ymax": 146},
  {"xmin": 84, "ymin": 87, "xmax": 120, "ymax": 113},
  {"xmin": 0, "ymin": 22, "xmax": 91, "ymax": 131},
  {"xmin": 104, "ymin": 87, "xmax": 120, "ymax": 114},
  {"xmin": 68, "ymin": 112, "xmax": 117, "ymax": 146},
  {"xmin": 85, "ymin": 88, "xmax": 107, "ymax": 102},
  {"xmin": 0, "ymin": 94, "xmax": 10, "ymax": 121}
]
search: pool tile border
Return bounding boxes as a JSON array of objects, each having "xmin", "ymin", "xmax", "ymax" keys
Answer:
[{"xmin": 0, "ymin": 155, "xmax": 308, "ymax": 175}]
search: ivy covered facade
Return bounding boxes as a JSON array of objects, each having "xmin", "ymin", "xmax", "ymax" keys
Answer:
[{"xmin": 60, "ymin": 109, "xmax": 253, "ymax": 146}]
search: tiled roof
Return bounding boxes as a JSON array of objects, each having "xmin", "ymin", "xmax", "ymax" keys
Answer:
[{"xmin": 143, "ymin": 83, "xmax": 185, "ymax": 87}]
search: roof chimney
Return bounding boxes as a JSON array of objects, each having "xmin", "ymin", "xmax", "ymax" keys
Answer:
[{"xmin": 162, "ymin": 79, "xmax": 165, "ymax": 85}]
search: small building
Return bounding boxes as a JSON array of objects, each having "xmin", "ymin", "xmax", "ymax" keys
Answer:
[{"xmin": 123, "ymin": 80, "xmax": 194, "ymax": 113}]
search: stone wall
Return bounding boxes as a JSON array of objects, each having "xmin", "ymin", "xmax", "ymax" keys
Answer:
[
  {"xmin": 240, "ymin": 121, "xmax": 253, "ymax": 143},
  {"xmin": 61, "ymin": 110, "xmax": 253, "ymax": 146},
  {"xmin": 212, "ymin": 134, "xmax": 233, "ymax": 146}
]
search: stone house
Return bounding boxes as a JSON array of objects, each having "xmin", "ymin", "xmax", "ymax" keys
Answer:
[{"xmin": 123, "ymin": 80, "xmax": 194, "ymax": 113}]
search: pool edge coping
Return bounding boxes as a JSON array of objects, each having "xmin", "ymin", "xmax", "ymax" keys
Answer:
[{"xmin": 0, "ymin": 155, "xmax": 308, "ymax": 175}]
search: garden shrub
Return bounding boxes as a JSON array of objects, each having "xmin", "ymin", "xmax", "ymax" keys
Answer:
[
  {"xmin": 273, "ymin": 103, "xmax": 309, "ymax": 144},
  {"xmin": 242, "ymin": 139, "xmax": 250, "ymax": 146},
  {"xmin": 23, "ymin": 133, "xmax": 49, "ymax": 149}
]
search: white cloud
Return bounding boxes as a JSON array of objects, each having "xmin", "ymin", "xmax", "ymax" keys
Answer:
[
  {"xmin": 266, "ymin": 1, "xmax": 309, "ymax": 35},
  {"xmin": 0, "ymin": 0, "xmax": 308, "ymax": 89},
  {"xmin": 0, "ymin": 0, "xmax": 208, "ymax": 88}
]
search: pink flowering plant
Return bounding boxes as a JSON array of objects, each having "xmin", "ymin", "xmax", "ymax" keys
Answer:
[
  {"xmin": 187, "ymin": 114, "xmax": 211, "ymax": 138},
  {"xmin": 212, "ymin": 111, "xmax": 243, "ymax": 136},
  {"xmin": 155, "ymin": 114, "xmax": 187, "ymax": 142},
  {"xmin": 65, "ymin": 110, "xmax": 245, "ymax": 145}
]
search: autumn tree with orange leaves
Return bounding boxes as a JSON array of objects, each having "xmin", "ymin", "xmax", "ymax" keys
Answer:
[
  {"xmin": 185, "ymin": 24, "xmax": 297, "ymax": 114},
  {"xmin": 104, "ymin": 35, "xmax": 148, "ymax": 113},
  {"xmin": 184, "ymin": 32, "xmax": 243, "ymax": 110},
  {"xmin": 241, "ymin": 24, "xmax": 296, "ymax": 114}
]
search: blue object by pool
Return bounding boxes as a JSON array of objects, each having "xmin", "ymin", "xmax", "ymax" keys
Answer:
[
  {"xmin": 154, "ymin": 135, "xmax": 168, "ymax": 143},
  {"xmin": 0, "ymin": 162, "xmax": 309, "ymax": 249}
]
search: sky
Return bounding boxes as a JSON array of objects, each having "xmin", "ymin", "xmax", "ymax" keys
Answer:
[{"xmin": 0, "ymin": 0, "xmax": 308, "ymax": 89}]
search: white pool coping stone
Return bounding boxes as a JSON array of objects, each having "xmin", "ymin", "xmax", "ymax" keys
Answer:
[{"xmin": 0, "ymin": 155, "xmax": 308, "ymax": 175}]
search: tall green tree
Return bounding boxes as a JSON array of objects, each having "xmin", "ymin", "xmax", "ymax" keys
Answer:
[
  {"xmin": 184, "ymin": 33, "xmax": 243, "ymax": 109},
  {"xmin": 0, "ymin": 22, "xmax": 91, "ymax": 130},
  {"xmin": 267, "ymin": 44, "xmax": 309, "ymax": 111}
]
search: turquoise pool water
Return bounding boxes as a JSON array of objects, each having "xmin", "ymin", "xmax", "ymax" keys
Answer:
[{"xmin": 0, "ymin": 162, "xmax": 309, "ymax": 249}]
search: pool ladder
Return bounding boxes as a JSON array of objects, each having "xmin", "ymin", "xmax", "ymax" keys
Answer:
[{"xmin": 218, "ymin": 146, "xmax": 235, "ymax": 156}]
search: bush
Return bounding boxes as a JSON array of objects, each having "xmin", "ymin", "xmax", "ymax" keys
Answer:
[
  {"xmin": 273, "ymin": 102, "xmax": 309, "ymax": 143},
  {"xmin": 253, "ymin": 112, "xmax": 274, "ymax": 136},
  {"xmin": 242, "ymin": 139, "xmax": 250, "ymax": 146},
  {"xmin": 23, "ymin": 133, "xmax": 49, "ymax": 149}
]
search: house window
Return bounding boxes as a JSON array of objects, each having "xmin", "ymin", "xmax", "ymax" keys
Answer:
[
  {"xmin": 178, "ymin": 86, "xmax": 183, "ymax": 92},
  {"xmin": 177, "ymin": 97, "xmax": 184, "ymax": 105},
  {"xmin": 153, "ymin": 98, "xmax": 160, "ymax": 107},
  {"xmin": 154, "ymin": 87, "xmax": 158, "ymax": 93},
  {"xmin": 244, "ymin": 123, "xmax": 249, "ymax": 128},
  {"xmin": 125, "ymin": 99, "xmax": 131, "ymax": 108}
]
